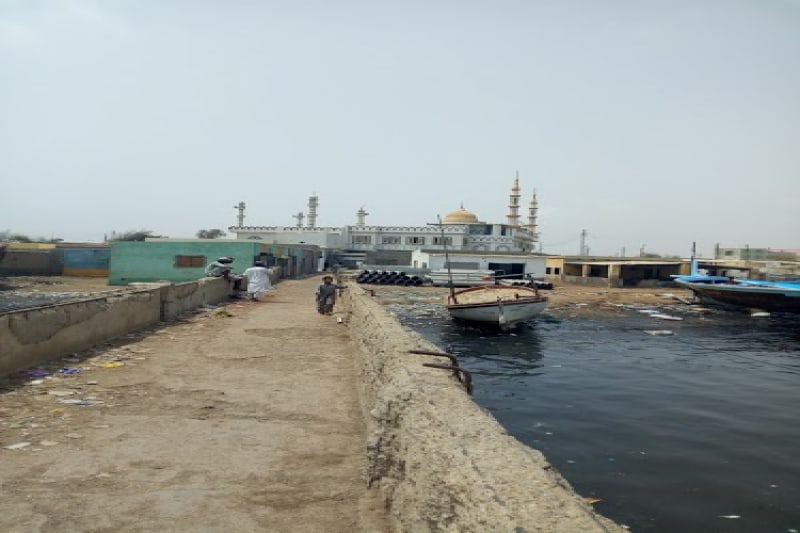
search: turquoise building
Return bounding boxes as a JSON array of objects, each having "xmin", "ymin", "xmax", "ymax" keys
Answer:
[{"xmin": 109, "ymin": 240, "xmax": 320, "ymax": 285}]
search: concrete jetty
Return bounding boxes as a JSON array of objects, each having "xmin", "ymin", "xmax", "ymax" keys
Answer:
[{"xmin": 0, "ymin": 276, "xmax": 623, "ymax": 532}]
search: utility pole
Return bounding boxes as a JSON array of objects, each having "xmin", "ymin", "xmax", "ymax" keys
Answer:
[
  {"xmin": 234, "ymin": 201, "xmax": 246, "ymax": 227},
  {"xmin": 639, "ymin": 244, "xmax": 646, "ymax": 257},
  {"xmin": 579, "ymin": 229, "xmax": 588, "ymax": 256}
]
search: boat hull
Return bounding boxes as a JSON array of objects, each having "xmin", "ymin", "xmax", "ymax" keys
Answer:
[
  {"xmin": 676, "ymin": 280, "xmax": 800, "ymax": 313},
  {"xmin": 446, "ymin": 285, "xmax": 548, "ymax": 329}
]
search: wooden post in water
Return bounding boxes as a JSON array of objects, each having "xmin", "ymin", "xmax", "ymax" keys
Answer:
[{"xmin": 437, "ymin": 215, "xmax": 456, "ymax": 304}]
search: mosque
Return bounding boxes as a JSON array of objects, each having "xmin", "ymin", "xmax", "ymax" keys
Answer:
[{"xmin": 228, "ymin": 174, "xmax": 540, "ymax": 267}]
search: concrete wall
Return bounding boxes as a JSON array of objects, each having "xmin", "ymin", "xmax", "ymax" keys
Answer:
[
  {"xmin": 562, "ymin": 275, "xmax": 618, "ymax": 287},
  {"xmin": 62, "ymin": 247, "xmax": 110, "ymax": 277},
  {"xmin": 0, "ymin": 249, "xmax": 63, "ymax": 276},
  {"xmin": 342, "ymin": 283, "xmax": 623, "ymax": 532},
  {"xmin": 0, "ymin": 277, "xmax": 231, "ymax": 376},
  {"xmin": 161, "ymin": 277, "xmax": 234, "ymax": 321}
]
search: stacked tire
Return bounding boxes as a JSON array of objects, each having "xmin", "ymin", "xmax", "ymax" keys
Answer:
[{"xmin": 356, "ymin": 270, "xmax": 423, "ymax": 286}]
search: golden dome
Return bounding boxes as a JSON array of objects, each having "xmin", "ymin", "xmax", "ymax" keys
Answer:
[{"xmin": 443, "ymin": 206, "xmax": 480, "ymax": 224}]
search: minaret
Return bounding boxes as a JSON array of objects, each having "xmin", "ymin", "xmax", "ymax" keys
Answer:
[
  {"xmin": 292, "ymin": 211, "xmax": 305, "ymax": 228},
  {"xmin": 307, "ymin": 193, "xmax": 319, "ymax": 229},
  {"xmin": 507, "ymin": 171, "xmax": 521, "ymax": 227},
  {"xmin": 233, "ymin": 201, "xmax": 246, "ymax": 227},
  {"xmin": 526, "ymin": 190, "xmax": 539, "ymax": 239},
  {"xmin": 356, "ymin": 206, "xmax": 369, "ymax": 227}
]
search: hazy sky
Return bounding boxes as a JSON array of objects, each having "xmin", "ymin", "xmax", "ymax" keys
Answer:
[{"xmin": 2, "ymin": 0, "xmax": 798, "ymax": 257}]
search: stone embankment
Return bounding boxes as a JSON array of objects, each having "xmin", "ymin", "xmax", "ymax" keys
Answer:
[{"xmin": 344, "ymin": 283, "xmax": 623, "ymax": 531}]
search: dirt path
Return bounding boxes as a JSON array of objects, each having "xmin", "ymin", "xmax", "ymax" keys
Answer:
[{"xmin": 0, "ymin": 277, "xmax": 386, "ymax": 532}]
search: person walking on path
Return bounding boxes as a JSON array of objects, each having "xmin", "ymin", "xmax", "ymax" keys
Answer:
[
  {"xmin": 242, "ymin": 261, "xmax": 275, "ymax": 301},
  {"xmin": 316, "ymin": 275, "xmax": 346, "ymax": 315}
]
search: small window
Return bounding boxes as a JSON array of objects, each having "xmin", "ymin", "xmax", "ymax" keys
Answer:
[
  {"xmin": 468, "ymin": 225, "xmax": 492, "ymax": 235},
  {"xmin": 382, "ymin": 236, "xmax": 401, "ymax": 245},
  {"xmin": 546, "ymin": 267, "xmax": 552, "ymax": 274},
  {"xmin": 432, "ymin": 236, "xmax": 452, "ymax": 246},
  {"xmin": 175, "ymin": 255, "xmax": 205, "ymax": 268},
  {"xmin": 406, "ymin": 236, "xmax": 425, "ymax": 245},
  {"xmin": 554, "ymin": 267, "xmax": 561, "ymax": 275},
  {"xmin": 351, "ymin": 235, "xmax": 372, "ymax": 244}
]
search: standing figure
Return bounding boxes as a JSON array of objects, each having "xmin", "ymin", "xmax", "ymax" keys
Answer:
[
  {"xmin": 242, "ymin": 261, "xmax": 275, "ymax": 301},
  {"xmin": 316, "ymin": 275, "xmax": 346, "ymax": 315}
]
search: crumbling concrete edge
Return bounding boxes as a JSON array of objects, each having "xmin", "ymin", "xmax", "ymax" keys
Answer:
[{"xmin": 343, "ymin": 284, "xmax": 625, "ymax": 532}]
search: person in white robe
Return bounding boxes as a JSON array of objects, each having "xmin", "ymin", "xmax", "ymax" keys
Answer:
[{"xmin": 242, "ymin": 261, "xmax": 275, "ymax": 301}]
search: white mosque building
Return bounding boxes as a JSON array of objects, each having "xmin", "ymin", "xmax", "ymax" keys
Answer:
[{"xmin": 228, "ymin": 175, "xmax": 540, "ymax": 267}]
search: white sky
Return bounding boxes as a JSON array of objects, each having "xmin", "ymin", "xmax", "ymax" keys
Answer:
[{"xmin": 1, "ymin": 0, "xmax": 798, "ymax": 257}]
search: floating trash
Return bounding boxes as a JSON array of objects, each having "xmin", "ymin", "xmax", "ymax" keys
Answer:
[
  {"xmin": 644, "ymin": 330, "xmax": 674, "ymax": 336},
  {"xmin": 651, "ymin": 314, "xmax": 683, "ymax": 321},
  {"xmin": 4, "ymin": 442, "xmax": 32, "ymax": 450},
  {"xmin": 58, "ymin": 399, "xmax": 96, "ymax": 406},
  {"xmin": 21, "ymin": 369, "xmax": 49, "ymax": 377},
  {"xmin": 58, "ymin": 368, "xmax": 81, "ymax": 375},
  {"xmin": 99, "ymin": 362, "xmax": 124, "ymax": 369},
  {"xmin": 585, "ymin": 497, "xmax": 603, "ymax": 505},
  {"xmin": 718, "ymin": 515, "xmax": 741, "ymax": 519}
]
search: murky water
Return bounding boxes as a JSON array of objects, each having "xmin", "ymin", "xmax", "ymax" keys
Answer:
[{"xmin": 394, "ymin": 303, "xmax": 800, "ymax": 532}]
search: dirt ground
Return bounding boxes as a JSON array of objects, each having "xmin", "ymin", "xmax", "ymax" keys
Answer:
[
  {"xmin": 362, "ymin": 281, "xmax": 698, "ymax": 318},
  {"xmin": 0, "ymin": 277, "xmax": 387, "ymax": 533},
  {"xmin": 0, "ymin": 275, "xmax": 693, "ymax": 310},
  {"xmin": 0, "ymin": 276, "xmax": 120, "ymax": 293}
]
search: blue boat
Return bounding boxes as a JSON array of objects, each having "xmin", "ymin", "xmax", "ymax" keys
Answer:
[
  {"xmin": 671, "ymin": 259, "xmax": 731, "ymax": 284},
  {"xmin": 674, "ymin": 278, "xmax": 800, "ymax": 314}
]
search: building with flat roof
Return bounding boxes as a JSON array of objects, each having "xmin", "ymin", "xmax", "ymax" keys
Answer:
[{"xmin": 229, "ymin": 174, "xmax": 542, "ymax": 267}]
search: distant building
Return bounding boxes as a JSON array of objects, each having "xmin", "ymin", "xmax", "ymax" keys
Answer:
[
  {"xmin": 109, "ymin": 240, "xmax": 319, "ymax": 285},
  {"xmin": 716, "ymin": 247, "xmax": 800, "ymax": 261},
  {"xmin": 0, "ymin": 243, "xmax": 110, "ymax": 277},
  {"xmin": 229, "ymin": 174, "xmax": 541, "ymax": 267},
  {"xmin": 411, "ymin": 250, "xmax": 547, "ymax": 280}
]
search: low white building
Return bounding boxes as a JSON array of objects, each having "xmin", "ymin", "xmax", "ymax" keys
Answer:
[{"xmin": 412, "ymin": 250, "xmax": 548, "ymax": 280}]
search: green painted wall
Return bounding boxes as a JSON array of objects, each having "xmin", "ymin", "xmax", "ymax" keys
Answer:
[{"xmin": 109, "ymin": 241, "xmax": 267, "ymax": 285}]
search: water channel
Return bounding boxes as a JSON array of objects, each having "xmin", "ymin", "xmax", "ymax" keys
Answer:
[{"xmin": 394, "ymin": 302, "xmax": 800, "ymax": 532}]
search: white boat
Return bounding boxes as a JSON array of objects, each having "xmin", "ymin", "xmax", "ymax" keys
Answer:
[{"xmin": 446, "ymin": 285, "xmax": 548, "ymax": 330}]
